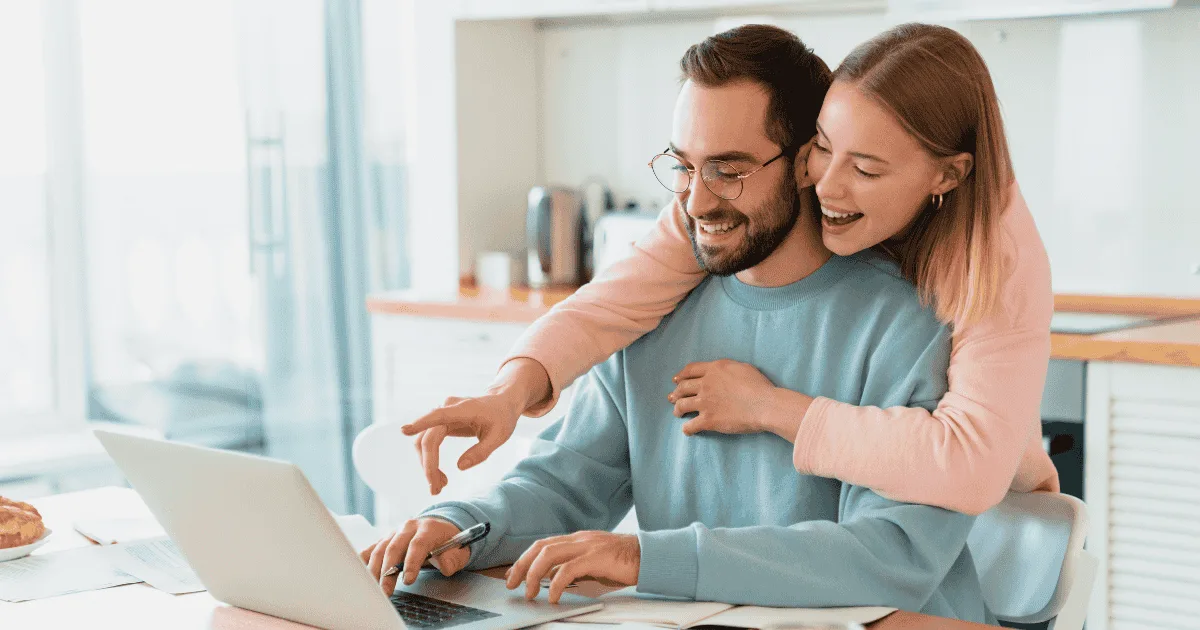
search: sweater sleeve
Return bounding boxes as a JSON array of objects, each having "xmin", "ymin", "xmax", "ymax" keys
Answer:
[
  {"xmin": 636, "ymin": 486, "xmax": 977, "ymax": 611},
  {"xmin": 421, "ymin": 358, "xmax": 634, "ymax": 570},
  {"xmin": 503, "ymin": 201, "xmax": 705, "ymax": 416},
  {"xmin": 793, "ymin": 185, "xmax": 1059, "ymax": 515}
]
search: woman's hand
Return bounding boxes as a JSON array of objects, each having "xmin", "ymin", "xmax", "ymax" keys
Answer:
[
  {"xmin": 669, "ymin": 359, "xmax": 813, "ymax": 440},
  {"xmin": 402, "ymin": 358, "xmax": 552, "ymax": 494}
]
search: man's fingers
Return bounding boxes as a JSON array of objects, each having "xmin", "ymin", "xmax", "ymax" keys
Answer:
[
  {"xmin": 430, "ymin": 546, "xmax": 470, "ymax": 577},
  {"xmin": 360, "ymin": 541, "xmax": 377, "ymax": 565},
  {"xmin": 507, "ymin": 539, "xmax": 550, "ymax": 589},
  {"xmin": 547, "ymin": 560, "xmax": 585, "ymax": 604},
  {"xmin": 421, "ymin": 427, "xmax": 448, "ymax": 493},
  {"xmin": 673, "ymin": 395, "xmax": 702, "ymax": 418},
  {"xmin": 370, "ymin": 524, "xmax": 415, "ymax": 583},
  {"xmin": 673, "ymin": 362, "xmax": 709, "ymax": 383},
  {"xmin": 402, "ymin": 525, "xmax": 445, "ymax": 586},
  {"xmin": 524, "ymin": 542, "xmax": 584, "ymax": 601}
]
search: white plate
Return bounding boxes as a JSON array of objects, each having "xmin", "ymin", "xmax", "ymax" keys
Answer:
[{"xmin": 0, "ymin": 528, "xmax": 52, "ymax": 562}]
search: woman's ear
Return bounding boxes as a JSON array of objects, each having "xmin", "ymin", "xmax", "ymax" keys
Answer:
[
  {"xmin": 933, "ymin": 151, "xmax": 974, "ymax": 195},
  {"xmin": 794, "ymin": 135, "xmax": 818, "ymax": 189}
]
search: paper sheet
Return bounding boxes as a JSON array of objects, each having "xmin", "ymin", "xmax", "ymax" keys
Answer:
[
  {"xmin": 109, "ymin": 538, "xmax": 204, "ymax": 595},
  {"xmin": 0, "ymin": 545, "xmax": 141, "ymax": 603},
  {"xmin": 72, "ymin": 516, "xmax": 167, "ymax": 545},
  {"xmin": 564, "ymin": 587, "xmax": 895, "ymax": 629},
  {"xmin": 705, "ymin": 605, "xmax": 896, "ymax": 628},
  {"xmin": 566, "ymin": 588, "xmax": 734, "ymax": 627}
]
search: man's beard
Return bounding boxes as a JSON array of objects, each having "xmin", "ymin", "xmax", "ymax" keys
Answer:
[{"xmin": 683, "ymin": 174, "xmax": 801, "ymax": 276}]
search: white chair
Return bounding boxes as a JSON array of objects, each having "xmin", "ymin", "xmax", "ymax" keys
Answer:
[
  {"xmin": 967, "ymin": 492, "xmax": 1098, "ymax": 630},
  {"xmin": 353, "ymin": 420, "xmax": 545, "ymax": 528}
]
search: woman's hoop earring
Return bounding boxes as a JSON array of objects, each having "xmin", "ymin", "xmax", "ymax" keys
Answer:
[{"xmin": 932, "ymin": 193, "xmax": 944, "ymax": 210}]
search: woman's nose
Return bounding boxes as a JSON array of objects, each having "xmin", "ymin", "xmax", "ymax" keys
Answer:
[{"xmin": 814, "ymin": 159, "xmax": 848, "ymax": 201}]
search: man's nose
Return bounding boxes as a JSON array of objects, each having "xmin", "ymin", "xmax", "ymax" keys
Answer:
[{"xmin": 684, "ymin": 172, "xmax": 721, "ymax": 220}]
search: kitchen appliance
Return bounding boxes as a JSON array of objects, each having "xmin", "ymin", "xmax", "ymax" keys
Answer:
[
  {"xmin": 592, "ymin": 209, "xmax": 660, "ymax": 276},
  {"xmin": 526, "ymin": 186, "xmax": 584, "ymax": 288}
]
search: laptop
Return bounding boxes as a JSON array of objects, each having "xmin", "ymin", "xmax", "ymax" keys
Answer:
[{"xmin": 93, "ymin": 429, "xmax": 602, "ymax": 630}]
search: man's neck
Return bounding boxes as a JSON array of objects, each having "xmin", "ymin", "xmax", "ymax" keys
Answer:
[{"xmin": 735, "ymin": 191, "xmax": 832, "ymax": 288}]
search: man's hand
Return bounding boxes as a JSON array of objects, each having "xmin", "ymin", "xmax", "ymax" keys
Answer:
[
  {"xmin": 360, "ymin": 518, "xmax": 469, "ymax": 595},
  {"xmin": 505, "ymin": 531, "xmax": 640, "ymax": 604},
  {"xmin": 402, "ymin": 358, "xmax": 552, "ymax": 494}
]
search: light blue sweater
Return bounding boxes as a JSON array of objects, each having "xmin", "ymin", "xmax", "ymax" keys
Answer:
[{"xmin": 425, "ymin": 252, "xmax": 993, "ymax": 624}]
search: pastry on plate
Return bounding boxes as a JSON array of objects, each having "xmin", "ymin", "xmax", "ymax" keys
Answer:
[{"xmin": 0, "ymin": 496, "xmax": 46, "ymax": 549}]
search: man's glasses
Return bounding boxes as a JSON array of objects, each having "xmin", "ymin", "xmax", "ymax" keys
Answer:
[{"xmin": 648, "ymin": 148, "xmax": 787, "ymax": 201}]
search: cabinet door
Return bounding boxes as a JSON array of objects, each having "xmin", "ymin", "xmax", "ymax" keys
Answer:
[{"xmin": 1085, "ymin": 362, "xmax": 1200, "ymax": 630}]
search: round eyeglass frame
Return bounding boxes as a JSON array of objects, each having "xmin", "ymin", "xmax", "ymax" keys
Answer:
[{"xmin": 647, "ymin": 148, "xmax": 788, "ymax": 201}]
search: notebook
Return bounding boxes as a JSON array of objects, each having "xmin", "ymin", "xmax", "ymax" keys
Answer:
[{"xmin": 566, "ymin": 588, "xmax": 896, "ymax": 628}]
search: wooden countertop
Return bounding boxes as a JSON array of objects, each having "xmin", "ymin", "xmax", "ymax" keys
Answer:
[
  {"xmin": 367, "ymin": 287, "xmax": 1200, "ymax": 367},
  {"xmin": 1050, "ymin": 294, "xmax": 1200, "ymax": 366}
]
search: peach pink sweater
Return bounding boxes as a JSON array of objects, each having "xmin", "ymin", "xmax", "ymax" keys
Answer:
[{"xmin": 505, "ymin": 182, "xmax": 1059, "ymax": 514}]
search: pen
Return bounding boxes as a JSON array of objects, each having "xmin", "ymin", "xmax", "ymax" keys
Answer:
[{"xmin": 381, "ymin": 522, "xmax": 491, "ymax": 578}]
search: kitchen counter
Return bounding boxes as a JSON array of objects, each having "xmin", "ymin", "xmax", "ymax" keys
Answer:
[
  {"xmin": 367, "ymin": 287, "xmax": 1200, "ymax": 367},
  {"xmin": 366, "ymin": 282, "xmax": 577, "ymax": 324},
  {"xmin": 1050, "ymin": 294, "xmax": 1200, "ymax": 366}
]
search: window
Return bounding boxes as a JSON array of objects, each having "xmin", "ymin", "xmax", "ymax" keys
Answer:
[{"xmin": 0, "ymin": 0, "xmax": 56, "ymax": 432}]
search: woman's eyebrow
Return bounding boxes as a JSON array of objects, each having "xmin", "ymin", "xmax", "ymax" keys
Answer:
[{"xmin": 815, "ymin": 123, "xmax": 890, "ymax": 164}]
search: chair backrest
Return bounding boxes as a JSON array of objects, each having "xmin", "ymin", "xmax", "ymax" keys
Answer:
[{"xmin": 966, "ymin": 491, "xmax": 1089, "ymax": 624}]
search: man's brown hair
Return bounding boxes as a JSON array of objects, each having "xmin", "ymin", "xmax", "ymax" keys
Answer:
[{"xmin": 679, "ymin": 24, "xmax": 832, "ymax": 152}]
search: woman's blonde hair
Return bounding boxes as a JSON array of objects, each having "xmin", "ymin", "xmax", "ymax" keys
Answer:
[{"xmin": 836, "ymin": 23, "xmax": 1012, "ymax": 328}]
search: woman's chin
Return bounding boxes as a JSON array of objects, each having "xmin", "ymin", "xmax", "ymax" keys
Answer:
[{"xmin": 822, "ymin": 233, "xmax": 869, "ymax": 257}]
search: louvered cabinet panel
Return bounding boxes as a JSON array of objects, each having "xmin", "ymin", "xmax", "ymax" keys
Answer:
[{"xmin": 1086, "ymin": 362, "xmax": 1200, "ymax": 630}]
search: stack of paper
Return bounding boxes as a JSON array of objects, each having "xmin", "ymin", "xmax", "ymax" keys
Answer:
[
  {"xmin": 565, "ymin": 588, "xmax": 896, "ymax": 629},
  {"xmin": 0, "ymin": 545, "xmax": 141, "ymax": 603}
]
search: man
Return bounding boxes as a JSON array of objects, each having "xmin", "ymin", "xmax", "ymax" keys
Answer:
[{"xmin": 363, "ymin": 25, "xmax": 991, "ymax": 624}]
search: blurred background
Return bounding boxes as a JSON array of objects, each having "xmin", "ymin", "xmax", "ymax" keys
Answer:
[{"xmin": 2, "ymin": 2, "xmax": 1199, "ymax": 628}]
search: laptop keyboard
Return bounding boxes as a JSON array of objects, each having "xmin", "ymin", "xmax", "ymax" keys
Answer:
[{"xmin": 389, "ymin": 590, "xmax": 501, "ymax": 629}]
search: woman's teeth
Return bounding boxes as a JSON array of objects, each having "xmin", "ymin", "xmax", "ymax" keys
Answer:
[
  {"xmin": 700, "ymin": 222, "xmax": 737, "ymax": 235},
  {"xmin": 820, "ymin": 206, "xmax": 864, "ymax": 226}
]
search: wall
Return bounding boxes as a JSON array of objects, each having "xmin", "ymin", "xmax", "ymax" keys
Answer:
[{"xmin": 522, "ymin": 7, "xmax": 1200, "ymax": 296}]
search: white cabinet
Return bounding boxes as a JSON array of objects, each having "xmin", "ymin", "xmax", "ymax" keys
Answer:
[
  {"xmin": 369, "ymin": 314, "xmax": 577, "ymax": 529},
  {"xmin": 1084, "ymin": 362, "xmax": 1200, "ymax": 630},
  {"xmin": 887, "ymin": 0, "xmax": 1175, "ymax": 20}
]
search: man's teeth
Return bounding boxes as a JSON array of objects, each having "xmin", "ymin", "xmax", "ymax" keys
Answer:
[
  {"xmin": 820, "ymin": 206, "xmax": 860, "ymax": 219},
  {"xmin": 700, "ymin": 222, "xmax": 737, "ymax": 235}
]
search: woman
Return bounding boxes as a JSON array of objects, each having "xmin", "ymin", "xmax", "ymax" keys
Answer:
[{"xmin": 402, "ymin": 23, "xmax": 1059, "ymax": 515}]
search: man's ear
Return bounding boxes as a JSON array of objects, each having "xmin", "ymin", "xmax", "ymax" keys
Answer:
[
  {"xmin": 932, "ymin": 151, "xmax": 974, "ymax": 195},
  {"xmin": 794, "ymin": 135, "xmax": 818, "ymax": 190}
]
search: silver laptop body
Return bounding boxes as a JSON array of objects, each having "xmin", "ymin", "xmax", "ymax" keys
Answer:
[{"xmin": 94, "ymin": 429, "xmax": 602, "ymax": 630}]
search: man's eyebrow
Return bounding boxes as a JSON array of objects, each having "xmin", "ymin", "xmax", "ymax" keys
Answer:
[
  {"xmin": 667, "ymin": 143, "xmax": 760, "ymax": 164},
  {"xmin": 814, "ymin": 123, "xmax": 890, "ymax": 164}
]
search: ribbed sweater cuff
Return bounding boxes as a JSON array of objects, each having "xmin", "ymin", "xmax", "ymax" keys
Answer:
[
  {"xmin": 636, "ymin": 527, "xmax": 698, "ymax": 600},
  {"xmin": 792, "ymin": 396, "xmax": 834, "ymax": 475}
]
